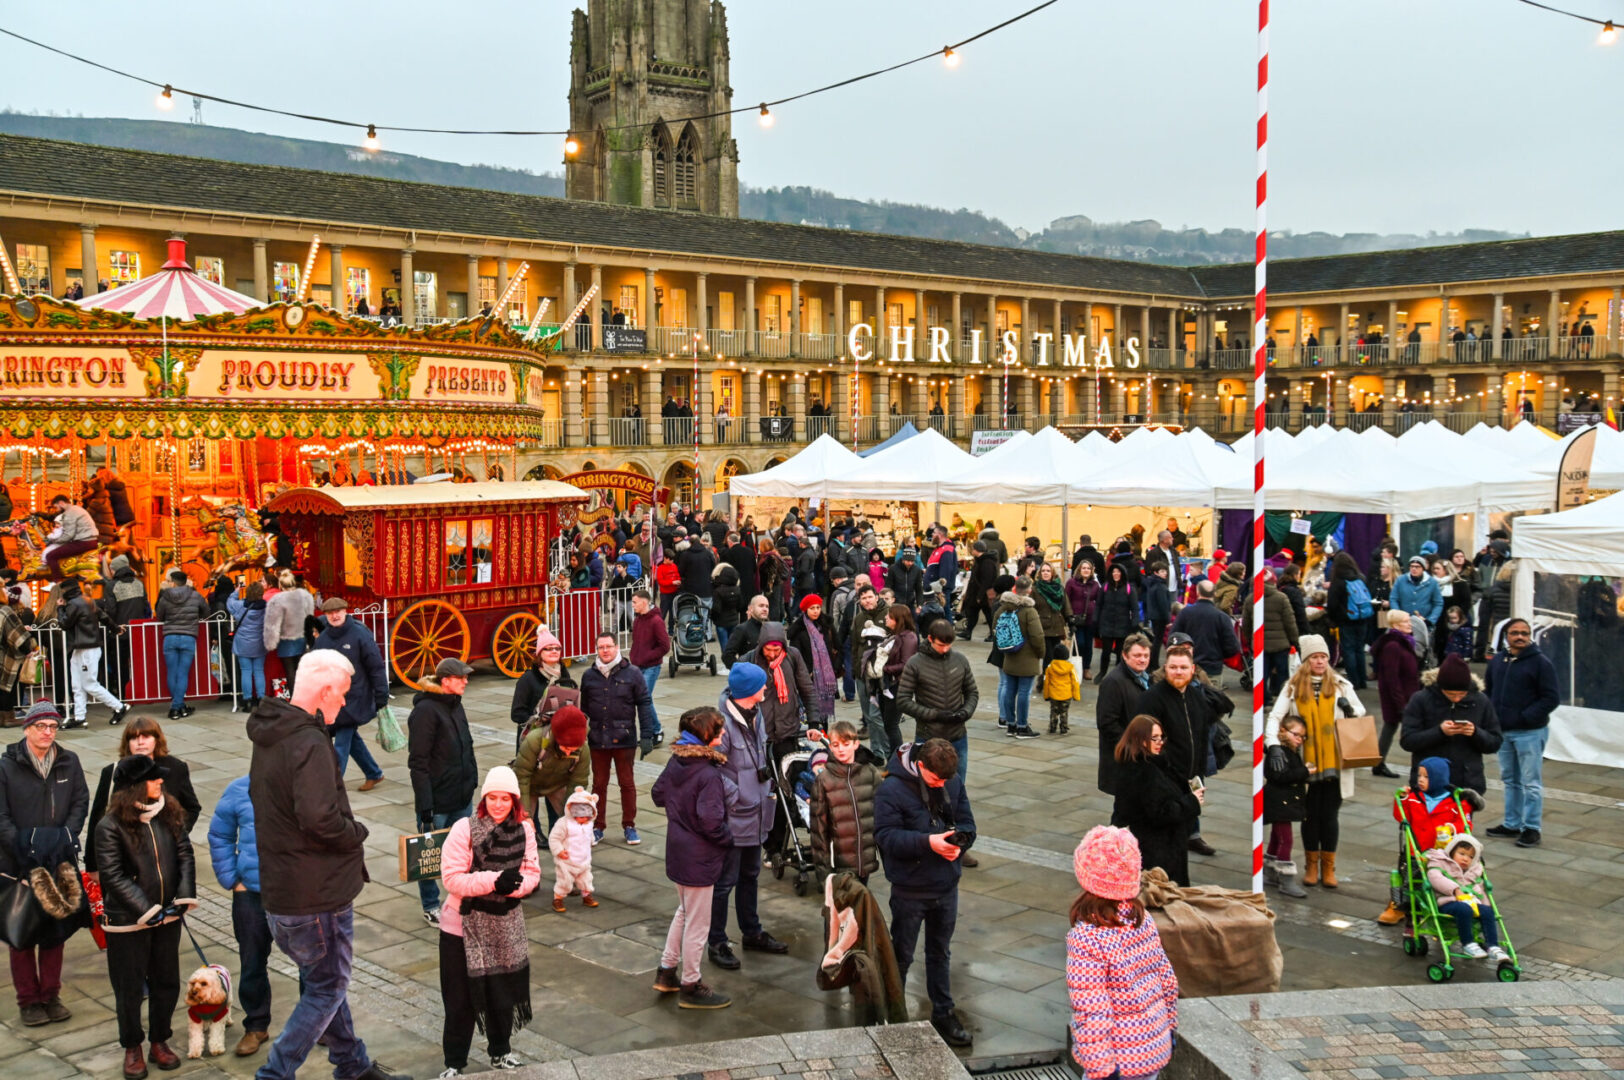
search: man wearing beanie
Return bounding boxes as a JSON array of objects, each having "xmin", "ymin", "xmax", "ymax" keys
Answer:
[
  {"xmin": 1400, "ymin": 653, "xmax": 1502, "ymax": 796},
  {"xmin": 707, "ymin": 662, "xmax": 790, "ymax": 971}
]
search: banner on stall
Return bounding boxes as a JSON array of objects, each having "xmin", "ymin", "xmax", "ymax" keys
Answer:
[
  {"xmin": 970, "ymin": 430, "xmax": 1019, "ymax": 456},
  {"xmin": 1557, "ymin": 427, "xmax": 1597, "ymax": 511}
]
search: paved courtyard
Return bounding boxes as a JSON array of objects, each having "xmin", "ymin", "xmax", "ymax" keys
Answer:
[{"xmin": 6, "ymin": 649, "xmax": 1624, "ymax": 1077}]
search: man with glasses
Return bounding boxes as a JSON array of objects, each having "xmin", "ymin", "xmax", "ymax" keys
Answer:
[
  {"xmin": 0, "ymin": 702, "xmax": 88, "ymax": 1027},
  {"xmin": 1483, "ymin": 619, "xmax": 1558, "ymax": 848}
]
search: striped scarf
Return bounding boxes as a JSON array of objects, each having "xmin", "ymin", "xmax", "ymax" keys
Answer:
[{"xmin": 460, "ymin": 814, "xmax": 532, "ymax": 1035}]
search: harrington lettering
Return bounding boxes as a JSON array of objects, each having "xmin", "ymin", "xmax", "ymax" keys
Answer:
[
  {"xmin": 1, "ymin": 353, "xmax": 127, "ymax": 389},
  {"xmin": 218, "ymin": 359, "xmax": 355, "ymax": 394}
]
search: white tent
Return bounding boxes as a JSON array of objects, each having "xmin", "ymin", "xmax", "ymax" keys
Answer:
[
  {"xmin": 825, "ymin": 426, "xmax": 976, "ymax": 502},
  {"xmin": 1394, "ymin": 422, "xmax": 1551, "ymax": 513},
  {"xmin": 1215, "ymin": 428, "xmax": 1476, "ymax": 519},
  {"xmin": 1073, "ymin": 426, "xmax": 1247, "ymax": 507},
  {"xmin": 1513, "ymin": 489, "xmax": 1624, "ymax": 575},
  {"xmin": 938, "ymin": 426, "xmax": 1073, "ymax": 503},
  {"xmin": 727, "ymin": 434, "xmax": 860, "ymax": 501}
]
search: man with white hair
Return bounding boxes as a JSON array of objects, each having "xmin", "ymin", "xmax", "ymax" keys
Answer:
[{"xmin": 248, "ymin": 651, "xmax": 410, "ymax": 1080}]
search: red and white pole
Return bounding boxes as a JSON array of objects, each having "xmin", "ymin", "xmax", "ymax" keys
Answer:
[{"xmin": 1250, "ymin": 0, "xmax": 1270, "ymax": 896}]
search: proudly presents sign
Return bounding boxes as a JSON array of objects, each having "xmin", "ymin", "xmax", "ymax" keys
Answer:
[
  {"xmin": 0, "ymin": 348, "xmax": 144, "ymax": 397},
  {"xmin": 602, "ymin": 327, "xmax": 647, "ymax": 354},
  {"xmin": 192, "ymin": 350, "xmax": 382, "ymax": 399},
  {"xmin": 1556, "ymin": 427, "xmax": 1598, "ymax": 510},
  {"xmin": 410, "ymin": 358, "xmax": 514, "ymax": 404},
  {"xmin": 970, "ymin": 429, "xmax": 1019, "ymax": 456}
]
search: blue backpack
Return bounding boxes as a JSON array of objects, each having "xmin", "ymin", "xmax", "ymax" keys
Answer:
[
  {"xmin": 994, "ymin": 608, "xmax": 1027, "ymax": 654},
  {"xmin": 1344, "ymin": 579, "xmax": 1375, "ymax": 620}
]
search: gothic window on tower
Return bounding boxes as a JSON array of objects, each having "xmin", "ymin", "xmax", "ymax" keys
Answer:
[
  {"xmin": 674, "ymin": 125, "xmax": 699, "ymax": 208},
  {"xmin": 652, "ymin": 124, "xmax": 673, "ymax": 207}
]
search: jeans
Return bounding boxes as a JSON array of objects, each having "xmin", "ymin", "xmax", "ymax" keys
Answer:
[
  {"xmin": 332, "ymin": 724, "xmax": 384, "ymax": 783},
  {"xmin": 999, "ymin": 672, "xmax": 1035, "ymax": 731},
  {"xmin": 1264, "ymin": 650, "xmax": 1292, "ymax": 699},
  {"xmin": 418, "ymin": 806, "xmax": 472, "ymax": 912},
  {"xmin": 1438, "ymin": 899, "xmax": 1499, "ymax": 948},
  {"xmin": 950, "ymin": 734, "xmax": 969, "ymax": 786},
  {"xmin": 162, "ymin": 632, "xmax": 196, "ymax": 710},
  {"xmin": 640, "ymin": 665, "xmax": 664, "ymax": 736},
  {"xmin": 709, "ymin": 844, "xmax": 764, "ymax": 946},
  {"xmin": 888, "ymin": 890, "xmax": 959, "ymax": 1018},
  {"xmin": 1498, "ymin": 726, "xmax": 1549, "ymax": 832},
  {"xmin": 238, "ymin": 654, "xmax": 267, "ymax": 702},
  {"xmin": 715, "ymin": 623, "xmax": 732, "ymax": 660},
  {"xmin": 1339, "ymin": 618, "xmax": 1370, "ymax": 689},
  {"xmin": 841, "ymin": 637, "xmax": 855, "ymax": 701},
  {"xmin": 259, "ymin": 906, "xmax": 369, "ymax": 1080},
  {"xmin": 8, "ymin": 943, "xmax": 63, "ymax": 1006},
  {"xmin": 232, "ymin": 889, "xmax": 274, "ymax": 1033},
  {"xmin": 1071, "ymin": 620, "xmax": 1095, "ymax": 673}
]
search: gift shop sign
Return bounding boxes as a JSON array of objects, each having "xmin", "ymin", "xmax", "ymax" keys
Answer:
[
  {"xmin": 409, "ymin": 358, "xmax": 515, "ymax": 404},
  {"xmin": 0, "ymin": 347, "xmax": 143, "ymax": 397},
  {"xmin": 191, "ymin": 350, "xmax": 382, "ymax": 400}
]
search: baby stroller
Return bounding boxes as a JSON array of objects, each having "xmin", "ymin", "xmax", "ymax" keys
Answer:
[
  {"xmin": 666, "ymin": 593, "xmax": 717, "ymax": 677},
  {"xmin": 766, "ymin": 733, "xmax": 825, "ymax": 896},
  {"xmin": 1392, "ymin": 791, "xmax": 1521, "ymax": 983}
]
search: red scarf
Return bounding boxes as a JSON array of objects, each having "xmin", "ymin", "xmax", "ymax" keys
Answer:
[{"xmin": 766, "ymin": 649, "xmax": 791, "ymax": 703}]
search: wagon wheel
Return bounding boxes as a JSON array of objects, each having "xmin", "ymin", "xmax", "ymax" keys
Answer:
[
  {"xmin": 391, "ymin": 599, "xmax": 471, "ymax": 689},
  {"xmin": 491, "ymin": 612, "xmax": 543, "ymax": 679}
]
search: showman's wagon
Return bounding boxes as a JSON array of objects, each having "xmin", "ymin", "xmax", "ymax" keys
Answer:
[{"xmin": 262, "ymin": 481, "xmax": 587, "ymax": 687}]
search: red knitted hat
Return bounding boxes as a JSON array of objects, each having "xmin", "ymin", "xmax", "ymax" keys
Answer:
[
  {"xmin": 1074, "ymin": 825, "xmax": 1142, "ymax": 900},
  {"xmin": 550, "ymin": 705, "xmax": 587, "ymax": 747},
  {"xmin": 799, "ymin": 593, "xmax": 823, "ymax": 613}
]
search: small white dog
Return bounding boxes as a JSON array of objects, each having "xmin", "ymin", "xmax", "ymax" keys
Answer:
[{"xmin": 183, "ymin": 963, "xmax": 233, "ymax": 1058}]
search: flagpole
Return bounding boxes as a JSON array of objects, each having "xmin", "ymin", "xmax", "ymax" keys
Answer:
[{"xmin": 1250, "ymin": 0, "xmax": 1270, "ymax": 897}]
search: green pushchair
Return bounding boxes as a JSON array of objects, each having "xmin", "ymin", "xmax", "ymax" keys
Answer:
[{"xmin": 1392, "ymin": 791, "xmax": 1522, "ymax": 983}]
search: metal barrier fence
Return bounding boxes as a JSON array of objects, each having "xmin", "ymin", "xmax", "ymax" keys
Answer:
[
  {"xmin": 350, "ymin": 601, "xmax": 391, "ymax": 681},
  {"xmin": 25, "ymin": 612, "xmax": 239, "ymax": 716},
  {"xmin": 545, "ymin": 582, "xmax": 640, "ymax": 658}
]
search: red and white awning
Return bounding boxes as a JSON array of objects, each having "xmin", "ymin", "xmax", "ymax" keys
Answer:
[{"xmin": 75, "ymin": 238, "xmax": 261, "ymax": 320}]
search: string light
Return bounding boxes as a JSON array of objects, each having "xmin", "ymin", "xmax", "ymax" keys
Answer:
[
  {"xmin": 1602, "ymin": 18, "xmax": 1619, "ymax": 43},
  {"xmin": 156, "ymin": 84, "xmax": 173, "ymax": 110},
  {"xmin": 942, "ymin": 46, "xmax": 960, "ymax": 67},
  {"xmin": 563, "ymin": 136, "xmax": 580, "ymax": 158},
  {"xmin": 757, "ymin": 103, "xmax": 774, "ymax": 128},
  {"xmin": 364, "ymin": 124, "xmax": 380, "ymax": 151}
]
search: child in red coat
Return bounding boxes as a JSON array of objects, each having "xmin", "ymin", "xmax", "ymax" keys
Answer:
[{"xmin": 1378, "ymin": 755, "xmax": 1482, "ymax": 925}]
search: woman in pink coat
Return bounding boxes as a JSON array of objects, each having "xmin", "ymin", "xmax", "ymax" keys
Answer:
[
  {"xmin": 1066, "ymin": 826, "xmax": 1179, "ymax": 1080},
  {"xmin": 438, "ymin": 766, "xmax": 542, "ymax": 1074}
]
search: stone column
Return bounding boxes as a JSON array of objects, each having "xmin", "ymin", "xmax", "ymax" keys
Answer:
[
  {"xmin": 1386, "ymin": 300, "xmax": 1399, "ymax": 358},
  {"xmin": 951, "ymin": 293, "xmax": 963, "ymax": 361},
  {"xmin": 1602, "ymin": 370, "xmax": 1619, "ymax": 418},
  {"xmin": 466, "ymin": 254, "xmax": 481, "ymax": 314},
  {"xmin": 789, "ymin": 375, "xmax": 807, "ymax": 442},
  {"xmin": 253, "ymin": 238, "xmax": 270, "ymax": 303},
  {"xmin": 828, "ymin": 364, "xmax": 849, "ymax": 441},
  {"xmin": 1168, "ymin": 308, "xmax": 1180, "ymax": 363},
  {"xmin": 871, "ymin": 372, "xmax": 890, "ymax": 422},
  {"xmin": 877, "ymin": 286, "xmax": 887, "ymax": 341},
  {"xmin": 1608, "ymin": 287, "xmax": 1622, "ymax": 357},
  {"xmin": 1491, "ymin": 293, "xmax": 1505, "ymax": 359},
  {"xmin": 644, "ymin": 267, "xmax": 657, "ymax": 333},
  {"xmin": 496, "ymin": 258, "xmax": 509, "ymax": 311},
  {"xmin": 1079, "ymin": 301, "xmax": 1093, "ymax": 358},
  {"xmin": 1292, "ymin": 306, "xmax": 1303, "ymax": 365},
  {"xmin": 1485, "ymin": 373, "xmax": 1503, "ymax": 426},
  {"xmin": 590, "ymin": 265, "xmax": 603, "ymax": 351},
  {"xmin": 790, "ymin": 279, "xmax": 802, "ymax": 356},
  {"xmin": 743, "ymin": 277, "xmax": 756, "ymax": 356},
  {"xmin": 1548, "ymin": 289, "xmax": 1562, "ymax": 355},
  {"xmin": 562, "ymin": 262, "xmax": 577, "ymax": 333},
  {"xmin": 833, "ymin": 283, "xmax": 845, "ymax": 345},
  {"xmin": 1337, "ymin": 302, "xmax": 1350, "ymax": 361},
  {"xmin": 1140, "ymin": 306, "xmax": 1151, "ymax": 357},
  {"xmin": 1111, "ymin": 379, "xmax": 1127, "ymax": 422},
  {"xmin": 563, "ymin": 367, "xmax": 585, "ymax": 446},
  {"xmin": 327, "ymin": 244, "xmax": 345, "ymax": 312},
  {"xmin": 1113, "ymin": 304, "xmax": 1124, "ymax": 355},
  {"xmin": 1382, "ymin": 373, "xmax": 1399, "ymax": 423},
  {"xmin": 697, "ymin": 272, "xmax": 709, "ymax": 335},
  {"xmin": 643, "ymin": 370, "xmax": 665, "ymax": 446},
  {"xmin": 1016, "ymin": 375, "xmax": 1036, "ymax": 426},
  {"xmin": 591, "ymin": 370, "xmax": 609, "ymax": 445},
  {"xmin": 916, "ymin": 287, "xmax": 928, "ymax": 345},
  {"xmin": 79, "ymin": 224, "xmax": 98, "ymax": 293},
  {"xmin": 1019, "ymin": 297, "xmax": 1032, "ymax": 364},
  {"xmin": 948, "ymin": 373, "xmax": 965, "ymax": 431},
  {"xmin": 399, "ymin": 248, "xmax": 415, "ymax": 325},
  {"xmin": 741, "ymin": 372, "xmax": 760, "ymax": 444}
]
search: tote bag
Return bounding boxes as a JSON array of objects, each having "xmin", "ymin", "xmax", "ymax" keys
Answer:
[
  {"xmin": 375, "ymin": 704, "xmax": 407, "ymax": 753},
  {"xmin": 1335, "ymin": 712, "xmax": 1382, "ymax": 769}
]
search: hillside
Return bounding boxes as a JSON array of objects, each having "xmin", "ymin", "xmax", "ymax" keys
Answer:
[{"xmin": 0, "ymin": 112, "xmax": 1527, "ymax": 261}]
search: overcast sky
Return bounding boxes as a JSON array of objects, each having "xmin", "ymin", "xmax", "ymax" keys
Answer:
[{"xmin": 1, "ymin": 0, "xmax": 1617, "ymax": 237}]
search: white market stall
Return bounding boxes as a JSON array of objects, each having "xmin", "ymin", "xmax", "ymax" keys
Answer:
[
  {"xmin": 727, "ymin": 433, "xmax": 859, "ymax": 502},
  {"xmin": 1512, "ymin": 491, "xmax": 1624, "ymax": 767}
]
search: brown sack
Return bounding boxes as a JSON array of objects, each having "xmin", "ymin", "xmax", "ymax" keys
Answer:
[
  {"xmin": 1335, "ymin": 713, "xmax": 1383, "ymax": 769},
  {"xmin": 1139, "ymin": 868, "xmax": 1282, "ymax": 997}
]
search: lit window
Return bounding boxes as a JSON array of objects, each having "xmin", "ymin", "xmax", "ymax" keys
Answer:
[
  {"xmin": 194, "ymin": 256, "xmax": 224, "ymax": 285},
  {"xmin": 108, "ymin": 250, "xmax": 141, "ymax": 285}
]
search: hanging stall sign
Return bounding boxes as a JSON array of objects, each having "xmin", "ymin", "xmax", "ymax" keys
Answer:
[
  {"xmin": 1556, "ymin": 427, "xmax": 1597, "ymax": 511},
  {"xmin": 0, "ymin": 347, "xmax": 144, "ymax": 397},
  {"xmin": 601, "ymin": 327, "xmax": 647, "ymax": 354},
  {"xmin": 559, "ymin": 469, "xmax": 657, "ymax": 519},
  {"xmin": 970, "ymin": 429, "xmax": 1018, "ymax": 456},
  {"xmin": 408, "ymin": 357, "xmax": 515, "ymax": 404},
  {"xmin": 190, "ymin": 350, "xmax": 383, "ymax": 400}
]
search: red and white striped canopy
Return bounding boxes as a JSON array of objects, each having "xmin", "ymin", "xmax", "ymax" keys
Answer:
[{"xmin": 75, "ymin": 239, "xmax": 261, "ymax": 321}]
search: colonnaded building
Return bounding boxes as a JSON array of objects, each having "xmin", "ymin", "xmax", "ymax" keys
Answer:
[{"xmin": 2, "ymin": 0, "xmax": 1622, "ymax": 500}]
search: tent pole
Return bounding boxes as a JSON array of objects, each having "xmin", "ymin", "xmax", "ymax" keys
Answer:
[{"xmin": 1062, "ymin": 503, "xmax": 1070, "ymax": 563}]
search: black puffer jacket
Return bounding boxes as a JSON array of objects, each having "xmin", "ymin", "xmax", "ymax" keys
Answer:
[
  {"xmin": 99, "ymin": 564, "xmax": 152, "ymax": 627},
  {"xmin": 896, "ymin": 643, "xmax": 979, "ymax": 743},
  {"xmin": 1095, "ymin": 663, "xmax": 1150, "ymax": 795},
  {"xmin": 674, "ymin": 539, "xmax": 716, "ymax": 598},
  {"xmin": 55, "ymin": 586, "xmax": 103, "ymax": 652},
  {"xmin": 809, "ymin": 749, "xmax": 882, "ymax": 879},
  {"xmin": 1263, "ymin": 743, "xmax": 1309, "ymax": 824},
  {"xmin": 406, "ymin": 681, "xmax": 479, "ymax": 817},
  {"xmin": 0, "ymin": 739, "xmax": 88, "ymax": 877},
  {"xmin": 711, "ymin": 564, "xmax": 743, "ymax": 629},
  {"xmin": 579, "ymin": 655, "xmax": 655, "ymax": 750},
  {"xmin": 1111, "ymin": 754, "xmax": 1200, "ymax": 888},
  {"xmin": 247, "ymin": 697, "xmax": 369, "ymax": 917},
  {"xmin": 1400, "ymin": 671, "xmax": 1503, "ymax": 794},
  {"xmin": 1096, "ymin": 583, "xmax": 1139, "ymax": 641},
  {"xmin": 1135, "ymin": 675, "xmax": 1213, "ymax": 783},
  {"xmin": 93, "ymin": 801, "xmax": 196, "ymax": 930}
]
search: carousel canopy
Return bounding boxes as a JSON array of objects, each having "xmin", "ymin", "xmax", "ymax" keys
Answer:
[{"xmin": 73, "ymin": 238, "xmax": 262, "ymax": 320}]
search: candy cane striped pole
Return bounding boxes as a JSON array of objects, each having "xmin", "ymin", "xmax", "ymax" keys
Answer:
[{"xmin": 1250, "ymin": 0, "xmax": 1270, "ymax": 897}]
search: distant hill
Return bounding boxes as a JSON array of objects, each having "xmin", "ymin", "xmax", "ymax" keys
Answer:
[{"xmin": 0, "ymin": 112, "xmax": 1529, "ymax": 261}]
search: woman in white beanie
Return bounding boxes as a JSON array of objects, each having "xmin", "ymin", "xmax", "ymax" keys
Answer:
[
  {"xmin": 436, "ymin": 766, "xmax": 540, "ymax": 1075},
  {"xmin": 1263, "ymin": 633, "xmax": 1366, "ymax": 889}
]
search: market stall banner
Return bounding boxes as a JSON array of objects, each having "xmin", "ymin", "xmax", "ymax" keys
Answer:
[
  {"xmin": 601, "ymin": 327, "xmax": 647, "ymax": 354},
  {"xmin": 970, "ymin": 429, "xmax": 1019, "ymax": 456},
  {"xmin": 408, "ymin": 357, "xmax": 517, "ymax": 405},
  {"xmin": 0, "ymin": 347, "xmax": 146, "ymax": 398},
  {"xmin": 191, "ymin": 350, "xmax": 384, "ymax": 400}
]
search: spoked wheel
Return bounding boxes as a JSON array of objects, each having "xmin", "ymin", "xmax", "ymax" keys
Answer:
[
  {"xmin": 390, "ymin": 599, "xmax": 471, "ymax": 689},
  {"xmin": 491, "ymin": 612, "xmax": 543, "ymax": 679}
]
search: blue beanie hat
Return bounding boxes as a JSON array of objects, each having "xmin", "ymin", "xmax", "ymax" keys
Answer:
[
  {"xmin": 1418, "ymin": 756, "xmax": 1451, "ymax": 791},
  {"xmin": 727, "ymin": 661, "xmax": 767, "ymax": 699},
  {"xmin": 1419, "ymin": 540, "xmax": 1439, "ymax": 556}
]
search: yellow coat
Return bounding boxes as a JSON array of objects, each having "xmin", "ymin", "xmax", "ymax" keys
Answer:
[{"xmin": 1043, "ymin": 659, "xmax": 1079, "ymax": 701}]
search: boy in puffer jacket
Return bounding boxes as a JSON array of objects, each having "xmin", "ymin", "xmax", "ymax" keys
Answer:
[
  {"xmin": 1042, "ymin": 643, "xmax": 1080, "ymax": 734},
  {"xmin": 808, "ymin": 721, "xmax": 881, "ymax": 884},
  {"xmin": 549, "ymin": 787, "xmax": 600, "ymax": 912},
  {"xmin": 1425, "ymin": 834, "xmax": 1506, "ymax": 962}
]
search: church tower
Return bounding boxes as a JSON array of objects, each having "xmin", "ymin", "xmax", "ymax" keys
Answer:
[{"xmin": 565, "ymin": 0, "xmax": 739, "ymax": 217}]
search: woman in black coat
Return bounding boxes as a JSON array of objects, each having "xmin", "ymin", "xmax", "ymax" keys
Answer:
[
  {"xmin": 507, "ymin": 629, "xmax": 577, "ymax": 753},
  {"xmin": 84, "ymin": 716, "xmax": 200, "ymax": 873},
  {"xmin": 1111, "ymin": 715, "xmax": 1202, "ymax": 887},
  {"xmin": 1095, "ymin": 563, "xmax": 1138, "ymax": 677}
]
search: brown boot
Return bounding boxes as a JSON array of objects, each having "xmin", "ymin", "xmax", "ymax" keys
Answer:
[
  {"xmin": 1320, "ymin": 852, "xmax": 1339, "ymax": 888},
  {"xmin": 123, "ymin": 1047, "xmax": 148, "ymax": 1080},
  {"xmin": 1302, "ymin": 851, "xmax": 1321, "ymax": 887},
  {"xmin": 1376, "ymin": 901, "xmax": 1406, "ymax": 925},
  {"xmin": 147, "ymin": 1040, "xmax": 180, "ymax": 1071}
]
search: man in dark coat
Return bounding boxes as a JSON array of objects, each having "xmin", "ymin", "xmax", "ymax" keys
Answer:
[
  {"xmin": 874, "ymin": 738, "xmax": 975, "ymax": 1048},
  {"xmin": 960, "ymin": 540, "xmax": 1001, "ymax": 641},
  {"xmin": 923, "ymin": 527, "xmax": 959, "ymax": 618},
  {"xmin": 723, "ymin": 532, "xmax": 758, "ymax": 597},
  {"xmin": 1483, "ymin": 619, "xmax": 1558, "ymax": 846},
  {"xmin": 1400, "ymin": 654, "xmax": 1503, "ymax": 796},
  {"xmin": 1135, "ymin": 645, "xmax": 1218, "ymax": 856},
  {"xmin": 1071, "ymin": 534, "xmax": 1106, "ymax": 580},
  {"xmin": 673, "ymin": 534, "xmax": 717, "ymax": 625},
  {"xmin": 310, "ymin": 597, "xmax": 390, "ymax": 790},
  {"xmin": 247, "ymin": 650, "xmax": 405, "ymax": 1080},
  {"xmin": 580, "ymin": 633, "xmax": 656, "ymax": 844},
  {"xmin": 97, "ymin": 553, "xmax": 150, "ymax": 708},
  {"xmin": 1095, "ymin": 633, "xmax": 1152, "ymax": 795},
  {"xmin": 889, "ymin": 548, "xmax": 924, "ymax": 609},
  {"xmin": 722, "ymin": 594, "xmax": 770, "ymax": 668},
  {"xmin": 0, "ymin": 702, "xmax": 88, "ymax": 1026},
  {"xmin": 1168, "ymin": 580, "xmax": 1241, "ymax": 677},
  {"xmin": 407, "ymin": 657, "xmax": 478, "ymax": 923}
]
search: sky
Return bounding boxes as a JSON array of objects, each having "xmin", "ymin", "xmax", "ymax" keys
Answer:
[{"xmin": 0, "ymin": 0, "xmax": 1618, "ymax": 237}]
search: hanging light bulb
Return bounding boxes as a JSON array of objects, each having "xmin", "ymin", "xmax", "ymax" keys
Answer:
[
  {"xmin": 1601, "ymin": 19, "xmax": 1618, "ymax": 44},
  {"xmin": 364, "ymin": 124, "xmax": 380, "ymax": 151},
  {"xmin": 942, "ymin": 46, "xmax": 960, "ymax": 67},
  {"xmin": 156, "ymin": 84, "xmax": 174, "ymax": 110},
  {"xmin": 563, "ymin": 136, "xmax": 581, "ymax": 158},
  {"xmin": 757, "ymin": 103, "xmax": 774, "ymax": 128}
]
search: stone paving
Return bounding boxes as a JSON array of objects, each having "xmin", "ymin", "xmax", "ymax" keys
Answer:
[{"xmin": 4, "ymin": 648, "xmax": 1623, "ymax": 1077}]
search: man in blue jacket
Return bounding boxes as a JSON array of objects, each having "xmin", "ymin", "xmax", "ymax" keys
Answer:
[
  {"xmin": 1483, "ymin": 619, "xmax": 1559, "ymax": 848},
  {"xmin": 208, "ymin": 775, "xmax": 275, "ymax": 1057},
  {"xmin": 1391, "ymin": 556, "xmax": 1443, "ymax": 629},
  {"xmin": 310, "ymin": 597, "xmax": 391, "ymax": 790},
  {"xmin": 874, "ymin": 738, "xmax": 975, "ymax": 1048}
]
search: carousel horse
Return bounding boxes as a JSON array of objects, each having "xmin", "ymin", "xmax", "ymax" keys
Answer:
[
  {"xmin": 6, "ymin": 515, "xmax": 105, "ymax": 584},
  {"xmin": 181, "ymin": 497, "xmax": 270, "ymax": 580}
]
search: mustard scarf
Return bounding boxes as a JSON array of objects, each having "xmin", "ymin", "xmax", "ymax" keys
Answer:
[{"xmin": 1297, "ymin": 686, "xmax": 1341, "ymax": 779}]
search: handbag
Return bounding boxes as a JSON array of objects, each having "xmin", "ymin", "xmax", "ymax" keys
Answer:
[
  {"xmin": 1334, "ymin": 711, "xmax": 1383, "ymax": 769},
  {"xmin": 375, "ymin": 704, "xmax": 407, "ymax": 753},
  {"xmin": 18, "ymin": 652, "xmax": 42, "ymax": 686},
  {"xmin": 0, "ymin": 872, "xmax": 48, "ymax": 950}
]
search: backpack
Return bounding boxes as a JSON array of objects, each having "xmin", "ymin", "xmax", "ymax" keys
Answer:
[
  {"xmin": 655, "ymin": 560, "xmax": 681, "ymax": 593},
  {"xmin": 517, "ymin": 684, "xmax": 580, "ymax": 746},
  {"xmin": 993, "ymin": 608, "xmax": 1027, "ymax": 655},
  {"xmin": 1344, "ymin": 579, "xmax": 1375, "ymax": 620}
]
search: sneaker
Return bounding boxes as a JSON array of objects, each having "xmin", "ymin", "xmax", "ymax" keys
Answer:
[
  {"xmin": 167, "ymin": 708, "xmax": 181, "ymax": 720},
  {"xmin": 653, "ymin": 730, "xmax": 665, "ymax": 745},
  {"xmin": 653, "ymin": 965, "xmax": 681, "ymax": 993},
  {"xmin": 707, "ymin": 941, "xmax": 741, "ymax": 970},
  {"xmin": 110, "ymin": 705, "xmax": 131, "ymax": 726},
  {"xmin": 180, "ymin": 705, "xmax": 196, "ymax": 718},
  {"xmin": 490, "ymin": 1053, "xmax": 522, "ymax": 1070},
  {"xmin": 438, "ymin": 1070, "xmax": 461, "ymax": 1079},
  {"xmin": 423, "ymin": 908, "xmax": 441, "ymax": 927},
  {"xmin": 678, "ymin": 981, "xmax": 732, "ymax": 1009},
  {"xmin": 1516, "ymin": 828, "xmax": 1542, "ymax": 847},
  {"xmin": 931, "ymin": 1011, "xmax": 974, "ymax": 1048},
  {"xmin": 624, "ymin": 827, "xmax": 641, "ymax": 845},
  {"xmin": 61, "ymin": 717, "xmax": 87, "ymax": 730},
  {"xmin": 1012, "ymin": 727, "xmax": 1040, "ymax": 740},
  {"xmin": 996, "ymin": 717, "xmax": 1008, "ymax": 728},
  {"xmin": 1460, "ymin": 942, "xmax": 1488, "ymax": 959},
  {"xmin": 1484, "ymin": 824, "xmax": 1520, "ymax": 839},
  {"xmin": 592, "ymin": 828, "xmax": 603, "ymax": 845},
  {"xmin": 1487, "ymin": 946, "xmax": 1509, "ymax": 963},
  {"xmin": 742, "ymin": 931, "xmax": 789, "ymax": 954}
]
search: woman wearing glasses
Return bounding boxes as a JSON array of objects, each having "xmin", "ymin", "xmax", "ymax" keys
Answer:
[{"xmin": 1110, "ymin": 714, "xmax": 1203, "ymax": 887}]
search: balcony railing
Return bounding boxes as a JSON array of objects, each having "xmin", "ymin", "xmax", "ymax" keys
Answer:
[
  {"xmin": 807, "ymin": 415, "xmax": 837, "ymax": 441},
  {"xmin": 535, "ymin": 418, "xmax": 564, "ymax": 448},
  {"xmin": 658, "ymin": 417, "xmax": 695, "ymax": 446},
  {"xmin": 712, "ymin": 415, "xmax": 748, "ymax": 446},
  {"xmin": 607, "ymin": 417, "xmax": 647, "ymax": 446}
]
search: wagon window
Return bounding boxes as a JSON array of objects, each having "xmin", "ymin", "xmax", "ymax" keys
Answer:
[
  {"xmin": 445, "ymin": 520, "xmax": 469, "ymax": 587},
  {"xmin": 471, "ymin": 518, "xmax": 494, "ymax": 584}
]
